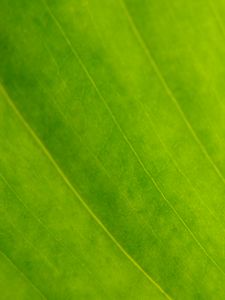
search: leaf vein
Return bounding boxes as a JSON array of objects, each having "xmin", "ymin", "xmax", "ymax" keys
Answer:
[
  {"xmin": 0, "ymin": 83, "xmax": 172, "ymax": 300},
  {"xmin": 41, "ymin": 0, "xmax": 225, "ymax": 280},
  {"xmin": 119, "ymin": 0, "xmax": 225, "ymax": 189}
]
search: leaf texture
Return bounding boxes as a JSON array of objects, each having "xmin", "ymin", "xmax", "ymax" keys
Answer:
[{"xmin": 1, "ymin": 0, "xmax": 225, "ymax": 299}]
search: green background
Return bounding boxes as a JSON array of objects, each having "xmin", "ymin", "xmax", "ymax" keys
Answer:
[{"xmin": 1, "ymin": 0, "xmax": 225, "ymax": 298}]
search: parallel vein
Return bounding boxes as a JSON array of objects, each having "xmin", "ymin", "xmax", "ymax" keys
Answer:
[
  {"xmin": 41, "ymin": 0, "xmax": 225, "ymax": 280},
  {"xmin": 0, "ymin": 238, "xmax": 47, "ymax": 299},
  {"xmin": 0, "ymin": 83, "xmax": 172, "ymax": 300},
  {"xmin": 120, "ymin": 0, "xmax": 225, "ymax": 189}
]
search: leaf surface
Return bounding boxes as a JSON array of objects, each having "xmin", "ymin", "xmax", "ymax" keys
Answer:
[{"xmin": 1, "ymin": 0, "xmax": 225, "ymax": 299}]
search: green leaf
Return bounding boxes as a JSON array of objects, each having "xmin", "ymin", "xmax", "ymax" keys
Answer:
[{"xmin": 1, "ymin": 0, "xmax": 225, "ymax": 298}]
